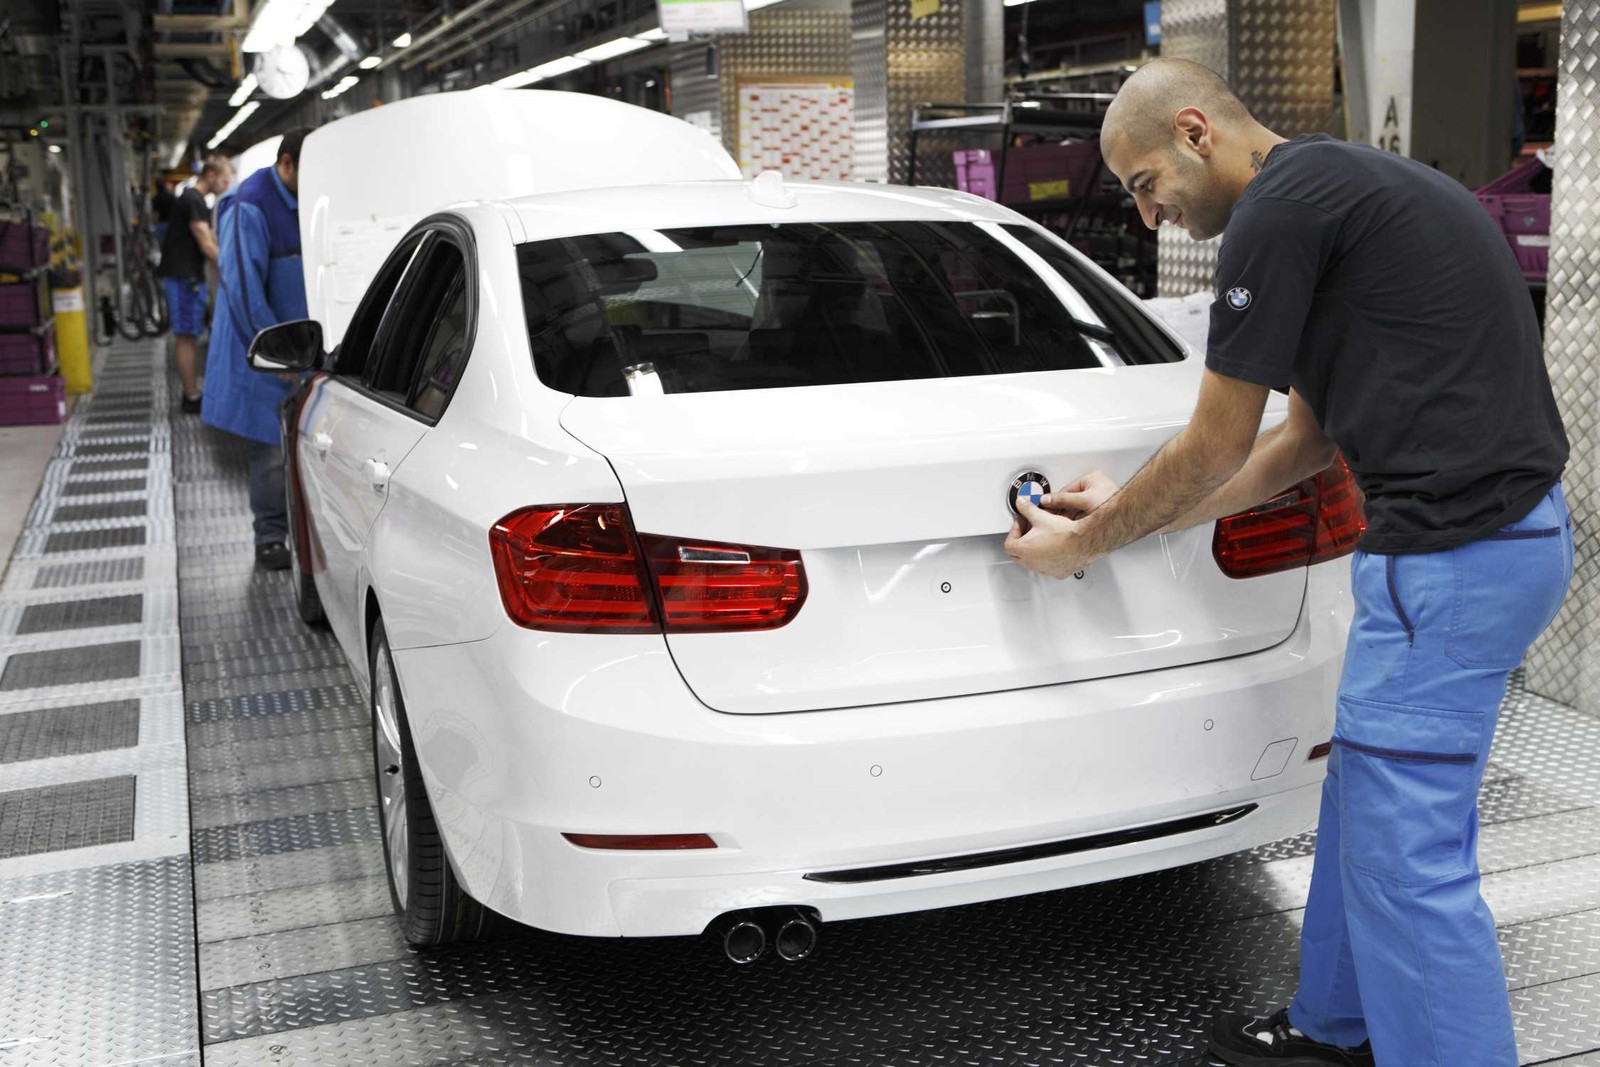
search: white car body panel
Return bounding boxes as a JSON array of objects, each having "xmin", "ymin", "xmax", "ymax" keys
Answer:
[
  {"xmin": 282, "ymin": 97, "xmax": 1352, "ymax": 938},
  {"xmin": 391, "ymin": 558, "xmax": 1349, "ymax": 937},
  {"xmin": 560, "ymin": 368, "xmax": 1304, "ymax": 714}
]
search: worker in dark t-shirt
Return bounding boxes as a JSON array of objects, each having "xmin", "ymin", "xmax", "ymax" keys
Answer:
[
  {"xmin": 157, "ymin": 159, "xmax": 231, "ymax": 413},
  {"xmin": 1005, "ymin": 59, "xmax": 1569, "ymax": 1067}
]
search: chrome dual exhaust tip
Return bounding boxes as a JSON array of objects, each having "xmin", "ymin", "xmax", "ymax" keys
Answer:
[{"xmin": 709, "ymin": 907, "xmax": 819, "ymax": 964}]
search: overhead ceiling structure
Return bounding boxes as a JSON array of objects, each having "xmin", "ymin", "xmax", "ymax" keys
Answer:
[{"xmin": 5, "ymin": 0, "xmax": 761, "ymax": 167}]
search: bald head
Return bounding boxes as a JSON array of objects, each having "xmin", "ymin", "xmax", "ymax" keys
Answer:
[
  {"xmin": 1099, "ymin": 58, "xmax": 1281, "ymax": 240},
  {"xmin": 1103, "ymin": 58, "xmax": 1254, "ymax": 157}
]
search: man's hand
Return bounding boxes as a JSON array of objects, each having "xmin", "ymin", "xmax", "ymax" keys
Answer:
[
  {"xmin": 1043, "ymin": 470, "xmax": 1120, "ymax": 518},
  {"xmin": 1004, "ymin": 498, "xmax": 1103, "ymax": 579}
]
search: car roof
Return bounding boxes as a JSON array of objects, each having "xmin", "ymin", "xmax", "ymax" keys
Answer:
[{"xmin": 497, "ymin": 179, "xmax": 1026, "ymax": 242}]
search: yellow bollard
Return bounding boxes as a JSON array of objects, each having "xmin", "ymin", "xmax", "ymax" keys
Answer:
[{"xmin": 52, "ymin": 286, "xmax": 92, "ymax": 394}]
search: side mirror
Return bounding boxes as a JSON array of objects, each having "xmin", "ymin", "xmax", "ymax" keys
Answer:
[{"xmin": 248, "ymin": 319, "xmax": 325, "ymax": 373}]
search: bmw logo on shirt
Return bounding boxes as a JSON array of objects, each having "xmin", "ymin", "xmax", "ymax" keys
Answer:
[
  {"xmin": 1227, "ymin": 287, "xmax": 1252, "ymax": 311},
  {"xmin": 1009, "ymin": 471, "xmax": 1050, "ymax": 516}
]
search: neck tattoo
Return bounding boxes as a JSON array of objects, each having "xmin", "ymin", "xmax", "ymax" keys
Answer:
[{"xmin": 1250, "ymin": 150, "xmax": 1267, "ymax": 172}]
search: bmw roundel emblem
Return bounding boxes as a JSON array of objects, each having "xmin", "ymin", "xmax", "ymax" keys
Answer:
[
  {"xmin": 1008, "ymin": 471, "xmax": 1050, "ymax": 516},
  {"xmin": 1226, "ymin": 287, "xmax": 1252, "ymax": 311}
]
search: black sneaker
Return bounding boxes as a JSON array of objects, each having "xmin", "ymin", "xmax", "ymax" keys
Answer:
[
  {"xmin": 1209, "ymin": 1008, "xmax": 1375, "ymax": 1066},
  {"xmin": 181, "ymin": 394, "xmax": 202, "ymax": 414},
  {"xmin": 255, "ymin": 543, "xmax": 291, "ymax": 571}
]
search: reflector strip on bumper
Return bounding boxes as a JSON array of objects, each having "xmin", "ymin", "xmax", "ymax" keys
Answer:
[{"xmin": 803, "ymin": 804, "xmax": 1258, "ymax": 885}]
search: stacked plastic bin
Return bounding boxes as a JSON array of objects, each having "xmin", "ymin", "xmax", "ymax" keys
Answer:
[
  {"xmin": 0, "ymin": 218, "xmax": 66, "ymax": 426},
  {"xmin": 952, "ymin": 142, "xmax": 1103, "ymax": 206},
  {"xmin": 1475, "ymin": 157, "xmax": 1551, "ymax": 283}
]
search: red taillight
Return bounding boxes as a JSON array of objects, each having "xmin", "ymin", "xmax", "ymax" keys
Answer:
[
  {"xmin": 489, "ymin": 505, "xmax": 806, "ymax": 633},
  {"xmin": 562, "ymin": 833, "xmax": 717, "ymax": 850},
  {"xmin": 639, "ymin": 534, "xmax": 806, "ymax": 633},
  {"xmin": 490, "ymin": 505, "xmax": 659, "ymax": 633},
  {"xmin": 1213, "ymin": 455, "xmax": 1367, "ymax": 579}
]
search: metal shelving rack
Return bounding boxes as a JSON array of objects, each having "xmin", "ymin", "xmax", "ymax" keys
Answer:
[{"xmin": 906, "ymin": 96, "xmax": 1158, "ymax": 297}]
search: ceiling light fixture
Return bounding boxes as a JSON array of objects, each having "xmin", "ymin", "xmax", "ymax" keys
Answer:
[
  {"xmin": 320, "ymin": 74, "xmax": 361, "ymax": 100},
  {"xmin": 392, "ymin": 32, "xmax": 412, "ymax": 48},
  {"xmin": 242, "ymin": 0, "xmax": 337, "ymax": 52},
  {"xmin": 493, "ymin": 54, "xmax": 592, "ymax": 88},
  {"xmin": 359, "ymin": 55, "xmax": 382, "ymax": 69},
  {"xmin": 228, "ymin": 73, "xmax": 258, "ymax": 107},
  {"xmin": 206, "ymin": 101, "xmax": 261, "ymax": 149},
  {"xmin": 574, "ymin": 36, "xmax": 655, "ymax": 62}
]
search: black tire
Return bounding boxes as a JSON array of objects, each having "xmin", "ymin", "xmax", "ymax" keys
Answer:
[
  {"xmin": 135, "ymin": 262, "xmax": 166, "ymax": 337},
  {"xmin": 284, "ymin": 459, "xmax": 327, "ymax": 628},
  {"xmin": 369, "ymin": 620, "xmax": 503, "ymax": 947},
  {"xmin": 116, "ymin": 277, "xmax": 146, "ymax": 341}
]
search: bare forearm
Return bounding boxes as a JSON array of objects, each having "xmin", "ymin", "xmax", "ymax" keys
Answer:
[
  {"xmin": 192, "ymin": 224, "xmax": 219, "ymax": 264},
  {"xmin": 1076, "ymin": 426, "xmax": 1238, "ymax": 558},
  {"xmin": 1156, "ymin": 422, "xmax": 1330, "ymax": 535}
]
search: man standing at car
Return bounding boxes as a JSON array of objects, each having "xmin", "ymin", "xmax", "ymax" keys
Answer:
[
  {"xmin": 156, "ymin": 158, "xmax": 230, "ymax": 413},
  {"xmin": 203, "ymin": 127, "xmax": 314, "ymax": 571},
  {"xmin": 1005, "ymin": 59, "xmax": 1570, "ymax": 1066}
]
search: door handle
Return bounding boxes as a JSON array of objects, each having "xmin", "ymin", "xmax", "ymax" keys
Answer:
[
  {"xmin": 311, "ymin": 431, "xmax": 333, "ymax": 455},
  {"xmin": 365, "ymin": 458, "xmax": 391, "ymax": 493}
]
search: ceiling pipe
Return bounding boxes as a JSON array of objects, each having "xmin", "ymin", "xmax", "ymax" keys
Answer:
[
  {"xmin": 317, "ymin": 12, "xmax": 366, "ymax": 63},
  {"xmin": 389, "ymin": 0, "xmax": 513, "ymax": 71},
  {"xmin": 423, "ymin": 0, "xmax": 568, "ymax": 71}
]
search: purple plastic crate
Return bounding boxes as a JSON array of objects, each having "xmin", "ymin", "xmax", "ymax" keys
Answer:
[
  {"xmin": 0, "ymin": 280, "xmax": 49, "ymax": 328},
  {"xmin": 1477, "ymin": 193, "xmax": 1550, "ymax": 282},
  {"xmin": 953, "ymin": 142, "xmax": 1102, "ymax": 205},
  {"xmin": 0, "ymin": 222, "xmax": 49, "ymax": 272},
  {"xmin": 1476, "ymin": 157, "xmax": 1548, "ymax": 196},
  {"xmin": 0, "ymin": 330, "xmax": 56, "ymax": 376},
  {"xmin": 1475, "ymin": 161, "xmax": 1551, "ymax": 283},
  {"xmin": 0, "ymin": 374, "xmax": 66, "ymax": 426}
]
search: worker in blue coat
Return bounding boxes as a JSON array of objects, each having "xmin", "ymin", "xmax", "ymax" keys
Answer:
[{"xmin": 203, "ymin": 127, "xmax": 315, "ymax": 571}]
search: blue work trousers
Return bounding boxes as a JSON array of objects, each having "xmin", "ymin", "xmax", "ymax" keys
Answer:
[
  {"xmin": 1289, "ymin": 485, "xmax": 1573, "ymax": 1066},
  {"xmin": 247, "ymin": 440, "xmax": 287, "ymax": 545}
]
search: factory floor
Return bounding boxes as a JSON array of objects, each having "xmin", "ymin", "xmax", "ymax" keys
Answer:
[{"xmin": 2, "ymin": 336, "xmax": 1599, "ymax": 1067}]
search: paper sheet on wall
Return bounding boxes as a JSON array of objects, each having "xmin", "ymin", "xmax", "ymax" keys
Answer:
[
  {"xmin": 736, "ymin": 82, "xmax": 854, "ymax": 182},
  {"xmin": 325, "ymin": 214, "xmax": 417, "ymax": 305},
  {"xmin": 1142, "ymin": 289, "xmax": 1214, "ymax": 356}
]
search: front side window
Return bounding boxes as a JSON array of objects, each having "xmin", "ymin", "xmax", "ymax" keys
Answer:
[
  {"xmin": 516, "ymin": 221, "xmax": 1179, "ymax": 398},
  {"xmin": 335, "ymin": 234, "xmax": 426, "ymax": 378},
  {"xmin": 366, "ymin": 240, "xmax": 468, "ymax": 411}
]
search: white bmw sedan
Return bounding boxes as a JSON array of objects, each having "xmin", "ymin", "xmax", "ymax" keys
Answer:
[{"xmin": 250, "ymin": 91, "xmax": 1358, "ymax": 955}]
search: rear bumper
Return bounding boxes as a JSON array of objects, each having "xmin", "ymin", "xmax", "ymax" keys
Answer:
[{"xmin": 393, "ymin": 565, "xmax": 1350, "ymax": 937}]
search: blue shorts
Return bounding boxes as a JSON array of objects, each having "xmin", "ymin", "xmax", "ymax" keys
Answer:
[{"xmin": 163, "ymin": 277, "xmax": 207, "ymax": 337}]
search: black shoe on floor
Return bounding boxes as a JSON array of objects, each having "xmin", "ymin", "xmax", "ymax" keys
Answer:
[
  {"xmin": 180, "ymin": 394, "xmax": 202, "ymax": 414},
  {"xmin": 1209, "ymin": 1008, "xmax": 1375, "ymax": 1066},
  {"xmin": 255, "ymin": 543, "xmax": 291, "ymax": 571}
]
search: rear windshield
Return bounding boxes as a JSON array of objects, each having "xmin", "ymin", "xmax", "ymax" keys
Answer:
[{"xmin": 516, "ymin": 221, "xmax": 1181, "ymax": 397}]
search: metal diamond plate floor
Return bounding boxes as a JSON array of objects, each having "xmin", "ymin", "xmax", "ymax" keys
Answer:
[{"xmin": 5, "ymin": 336, "xmax": 1600, "ymax": 1066}]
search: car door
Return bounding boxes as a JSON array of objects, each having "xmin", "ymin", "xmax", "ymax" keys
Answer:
[
  {"xmin": 312, "ymin": 230, "xmax": 467, "ymax": 668},
  {"xmin": 299, "ymin": 234, "xmax": 427, "ymax": 650}
]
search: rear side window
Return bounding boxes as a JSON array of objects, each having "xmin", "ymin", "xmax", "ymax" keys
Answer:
[
  {"xmin": 516, "ymin": 221, "xmax": 1174, "ymax": 397},
  {"xmin": 408, "ymin": 275, "xmax": 469, "ymax": 419}
]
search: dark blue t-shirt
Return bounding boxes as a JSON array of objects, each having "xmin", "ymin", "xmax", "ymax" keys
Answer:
[{"xmin": 1206, "ymin": 134, "xmax": 1567, "ymax": 554}]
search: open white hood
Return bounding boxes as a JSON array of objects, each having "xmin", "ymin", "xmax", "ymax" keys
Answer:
[
  {"xmin": 297, "ymin": 88, "xmax": 741, "ymax": 346},
  {"xmin": 231, "ymin": 136, "xmax": 282, "ymax": 187}
]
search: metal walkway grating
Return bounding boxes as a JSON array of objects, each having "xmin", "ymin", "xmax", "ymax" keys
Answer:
[
  {"xmin": 168, "ymin": 386, "xmax": 1600, "ymax": 1064},
  {"xmin": 0, "ymin": 337, "xmax": 199, "ymax": 1067}
]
